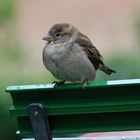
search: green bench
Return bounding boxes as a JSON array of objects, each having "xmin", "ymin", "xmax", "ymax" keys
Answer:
[{"xmin": 6, "ymin": 79, "xmax": 140, "ymax": 140}]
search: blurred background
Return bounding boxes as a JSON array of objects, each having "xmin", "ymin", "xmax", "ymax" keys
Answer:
[{"xmin": 0, "ymin": 0, "xmax": 140, "ymax": 139}]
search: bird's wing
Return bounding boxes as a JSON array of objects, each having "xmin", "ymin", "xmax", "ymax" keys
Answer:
[{"xmin": 75, "ymin": 33, "xmax": 104, "ymax": 70}]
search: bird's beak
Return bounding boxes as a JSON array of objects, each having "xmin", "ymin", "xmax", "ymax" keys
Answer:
[{"xmin": 42, "ymin": 35, "xmax": 54, "ymax": 43}]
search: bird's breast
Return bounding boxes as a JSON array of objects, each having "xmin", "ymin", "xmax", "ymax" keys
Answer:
[{"xmin": 44, "ymin": 43, "xmax": 68, "ymax": 62}]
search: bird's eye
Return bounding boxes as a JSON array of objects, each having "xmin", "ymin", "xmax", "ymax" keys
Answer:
[{"xmin": 55, "ymin": 33, "xmax": 61, "ymax": 37}]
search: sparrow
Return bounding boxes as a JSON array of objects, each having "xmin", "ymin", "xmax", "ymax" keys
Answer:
[{"xmin": 42, "ymin": 23, "xmax": 116, "ymax": 86}]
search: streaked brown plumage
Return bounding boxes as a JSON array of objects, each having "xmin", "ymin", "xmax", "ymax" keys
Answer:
[{"xmin": 76, "ymin": 32, "xmax": 116, "ymax": 74}]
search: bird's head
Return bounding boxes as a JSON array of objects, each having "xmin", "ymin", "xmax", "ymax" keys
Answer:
[{"xmin": 43, "ymin": 23, "xmax": 78, "ymax": 44}]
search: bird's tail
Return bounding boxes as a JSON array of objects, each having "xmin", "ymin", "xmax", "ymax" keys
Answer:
[{"xmin": 100, "ymin": 64, "xmax": 116, "ymax": 75}]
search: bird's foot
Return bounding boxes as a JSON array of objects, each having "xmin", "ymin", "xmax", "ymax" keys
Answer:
[
  {"xmin": 52, "ymin": 80, "xmax": 65, "ymax": 87},
  {"xmin": 82, "ymin": 79, "xmax": 89, "ymax": 89}
]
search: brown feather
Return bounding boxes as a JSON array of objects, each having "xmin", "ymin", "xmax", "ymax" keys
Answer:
[
  {"xmin": 75, "ymin": 33, "xmax": 104, "ymax": 70},
  {"xmin": 75, "ymin": 33, "xmax": 116, "ymax": 74}
]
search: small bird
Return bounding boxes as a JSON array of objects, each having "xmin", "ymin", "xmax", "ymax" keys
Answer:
[{"xmin": 42, "ymin": 23, "xmax": 116, "ymax": 86}]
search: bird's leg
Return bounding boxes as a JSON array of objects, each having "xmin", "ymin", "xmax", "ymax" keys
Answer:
[
  {"xmin": 82, "ymin": 79, "xmax": 89, "ymax": 89},
  {"xmin": 52, "ymin": 80, "xmax": 65, "ymax": 87}
]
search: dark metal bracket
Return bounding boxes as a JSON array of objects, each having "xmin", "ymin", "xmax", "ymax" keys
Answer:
[{"xmin": 28, "ymin": 103, "xmax": 52, "ymax": 140}]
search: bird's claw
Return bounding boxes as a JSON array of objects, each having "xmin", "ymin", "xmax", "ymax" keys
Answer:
[
  {"xmin": 82, "ymin": 79, "xmax": 89, "ymax": 89},
  {"xmin": 52, "ymin": 80, "xmax": 65, "ymax": 87}
]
